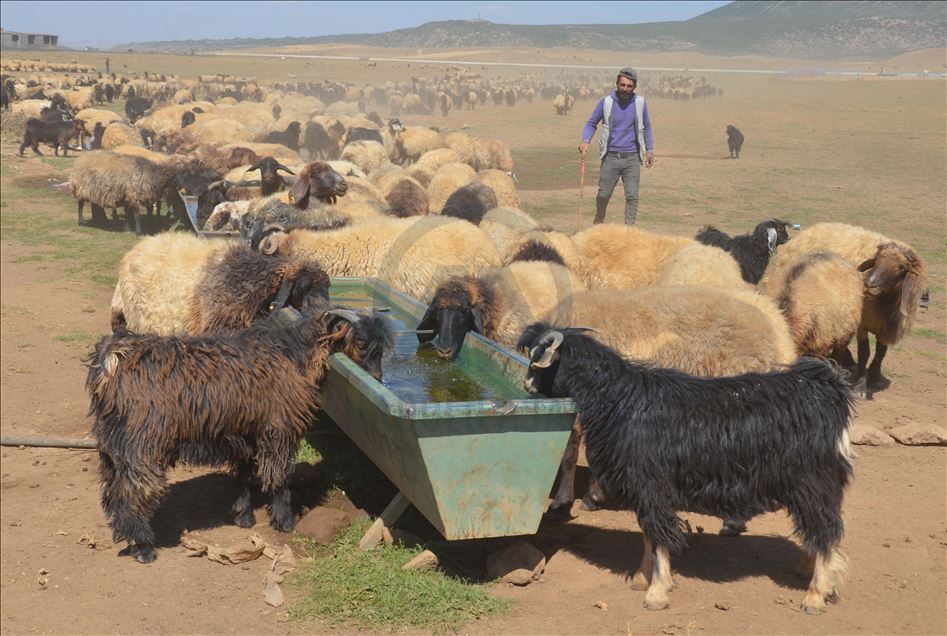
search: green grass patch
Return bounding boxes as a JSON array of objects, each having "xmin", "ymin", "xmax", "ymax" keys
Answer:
[
  {"xmin": 295, "ymin": 439, "xmax": 321, "ymax": 464},
  {"xmin": 54, "ymin": 328, "xmax": 98, "ymax": 348},
  {"xmin": 911, "ymin": 327, "xmax": 946, "ymax": 345},
  {"xmin": 288, "ymin": 519, "xmax": 511, "ymax": 631}
]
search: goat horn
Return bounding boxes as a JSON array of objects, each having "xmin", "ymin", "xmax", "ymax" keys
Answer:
[
  {"xmin": 260, "ymin": 236, "xmax": 280, "ymax": 255},
  {"xmin": 532, "ymin": 331, "xmax": 563, "ymax": 368},
  {"xmin": 261, "ymin": 223, "xmax": 285, "ymax": 233}
]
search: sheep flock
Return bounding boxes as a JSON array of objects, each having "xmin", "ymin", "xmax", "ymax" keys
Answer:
[{"xmin": 1, "ymin": 59, "xmax": 933, "ymax": 618}]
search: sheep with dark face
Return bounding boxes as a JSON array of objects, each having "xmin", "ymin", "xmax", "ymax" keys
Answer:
[
  {"xmin": 696, "ymin": 218, "xmax": 794, "ymax": 284},
  {"xmin": 88, "ymin": 304, "xmax": 393, "ymax": 563},
  {"xmin": 440, "ymin": 182, "xmax": 498, "ymax": 224},
  {"xmin": 519, "ymin": 324, "xmax": 853, "ymax": 614},
  {"xmin": 124, "ymin": 96, "xmax": 152, "ymax": 123},
  {"xmin": 417, "ymin": 261, "xmax": 586, "ymax": 360},
  {"xmin": 109, "ymin": 233, "xmax": 330, "ymax": 335},
  {"xmin": 287, "ymin": 161, "xmax": 349, "ymax": 208},
  {"xmin": 726, "ymin": 125, "xmax": 744, "ymax": 158},
  {"xmin": 766, "ymin": 223, "xmax": 928, "ymax": 394}
]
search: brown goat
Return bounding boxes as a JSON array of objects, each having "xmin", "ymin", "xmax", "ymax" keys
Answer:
[{"xmin": 88, "ymin": 305, "xmax": 392, "ymax": 563}]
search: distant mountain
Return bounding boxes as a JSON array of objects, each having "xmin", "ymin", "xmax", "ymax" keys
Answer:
[{"xmin": 115, "ymin": 1, "xmax": 947, "ymax": 59}]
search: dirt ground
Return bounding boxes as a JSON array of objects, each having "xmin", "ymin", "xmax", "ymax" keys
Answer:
[{"xmin": 1, "ymin": 48, "xmax": 945, "ymax": 635}]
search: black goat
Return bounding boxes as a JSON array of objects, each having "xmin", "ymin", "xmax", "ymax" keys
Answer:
[
  {"xmin": 344, "ymin": 127, "xmax": 384, "ymax": 147},
  {"xmin": 246, "ymin": 156, "xmax": 296, "ymax": 196},
  {"xmin": 88, "ymin": 304, "xmax": 393, "ymax": 564},
  {"xmin": 91, "ymin": 122, "xmax": 105, "ymax": 149},
  {"xmin": 518, "ymin": 324, "xmax": 854, "ymax": 614},
  {"xmin": 726, "ymin": 125, "xmax": 745, "ymax": 159},
  {"xmin": 0, "ymin": 78, "xmax": 16, "ymax": 110},
  {"xmin": 18, "ymin": 118, "xmax": 86, "ymax": 157},
  {"xmin": 696, "ymin": 218, "xmax": 794, "ymax": 284},
  {"xmin": 264, "ymin": 121, "xmax": 302, "ymax": 150},
  {"xmin": 124, "ymin": 96, "xmax": 153, "ymax": 123}
]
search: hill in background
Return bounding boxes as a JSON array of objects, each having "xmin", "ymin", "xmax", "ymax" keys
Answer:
[{"xmin": 115, "ymin": 1, "xmax": 947, "ymax": 60}]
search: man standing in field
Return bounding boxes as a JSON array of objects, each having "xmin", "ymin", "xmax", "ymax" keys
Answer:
[{"xmin": 579, "ymin": 68, "xmax": 654, "ymax": 224}]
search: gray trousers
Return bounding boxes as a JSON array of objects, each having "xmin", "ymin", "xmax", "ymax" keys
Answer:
[{"xmin": 595, "ymin": 152, "xmax": 641, "ymax": 225}]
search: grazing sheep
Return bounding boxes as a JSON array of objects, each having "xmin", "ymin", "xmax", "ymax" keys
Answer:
[
  {"xmin": 393, "ymin": 126, "xmax": 445, "ymax": 164},
  {"xmin": 477, "ymin": 169, "xmax": 519, "ymax": 207},
  {"xmin": 264, "ymin": 120, "xmax": 302, "ymax": 150},
  {"xmin": 427, "ymin": 162, "xmax": 477, "ymax": 212},
  {"xmin": 441, "ymin": 182, "xmax": 498, "ymax": 224},
  {"xmin": 258, "ymin": 215, "xmax": 502, "ymax": 301},
  {"xmin": 503, "ymin": 228, "xmax": 581, "ymax": 272},
  {"xmin": 405, "ymin": 147, "xmax": 463, "ymax": 186},
  {"xmin": 571, "ymin": 224, "xmax": 695, "ymax": 289},
  {"xmin": 478, "ymin": 206, "xmax": 540, "ymax": 257},
  {"xmin": 767, "ymin": 223, "xmax": 928, "ymax": 393},
  {"xmin": 444, "ymin": 132, "xmax": 475, "ymax": 166},
  {"xmin": 519, "ymin": 325, "xmax": 853, "ymax": 614},
  {"xmin": 553, "ymin": 93, "xmax": 575, "ymax": 115},
  {"xmin": 471, "ymin": 137, "xmax": 515, "ymax": 178},
  {"xmin": 18, "ymin": 118, "xmax": 86, "ymax": 157},
  {"xmin": 70, "ymin": 150, "xmax": 182, "ymax": 234},
  {"xmin": 303, "ymin": 118, "xmax": 345, "ymax": 160},
  {"xmin": 88, "ymin": 304, "xmax": 393, "ymax": 563},
  {"xmin": 109, "ymin": 233, "xmax": 330, "ymax": 335},
  {"xmin": 726, "ymin": 125, "xmax": 745, "ymax": 158},
  {"xmin": 339, "ymin": 139, "xmax": 389, "ymax": 175},
  {"xmin": 124, "ymin": 96, "xmax": 153, "ymax": 123},
  {"xmin": 417, "ymin": 260, "xmax": 586, "ymax": 360},
  {"xmin": 696, "ymin": 218, "xmax": 794, "ymax": 284},
  {"xmin": 75, "ymin": 107, "xmax": 122, "ymax": 135},
  {"xmin": 762, "ymin": 251, "xmax": 864, "ymax": 361},
  {"xmin": 657, "ymin": 243, "xmax": 751, "ymax": 291},
  {"xmin": 101, "ymin": 122, "xmax": 145, "ymax": 149},
  {"xmin": 384, "ymin": 178, "xmax": 430, "ymax": 217}
]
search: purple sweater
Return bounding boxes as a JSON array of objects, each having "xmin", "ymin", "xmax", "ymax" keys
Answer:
[{"xmin": 582, "ymin": 92, "xmax": 654, "ymax": 154}]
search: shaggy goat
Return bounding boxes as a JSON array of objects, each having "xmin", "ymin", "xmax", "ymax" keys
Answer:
[
  {"xmin": 264, "ymin": 121, "xmax": 302, "ymax": 150},
  {"xmin": 541, "ymin": 285, "xmax": 797, "ymax": 519},
  {"xmin": 124, "ymin": 96, "xmax": 153, "ymax": 123},
  {"xmin": 696, "ymin": 218, "xmax": 794, "ymax": 284},
  {"xmin": 88, "ymin": 305, "xmax": 393, "ymax": 563},
  {"xmin": 767, "ymin": 222, "xmax": 928, "ymax": 394},
  {"xmin": 726, "ymin": 125, "xmax": 745, "ymax": 158},
  {"xmin": 519, "ymin": 324, "xmax": 853, "ymax": 614}
]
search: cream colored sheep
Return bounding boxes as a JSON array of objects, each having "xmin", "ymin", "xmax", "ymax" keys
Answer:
[
  {"xmin": 102, "ymin": 123, "xmax": 145, "ymax": 149},
  {"xmin": 471, "ymin": 137, "xmax": 514, "ymax": 174},
  {"xmin": 394, "ymin": 126, "xmax": 445, "ymax": 164},
  {"xmin": 477, "ymin": 169, "xmax": 519, "ymax": 207},
  {"xmin": 571, "ymin": 223, "xmax": 695, "ymax": 289},
  {"xmin": 478, "ymin": 206, "xmax": 539, "ymax": 257},
  {"xmin": 339, "ymin": 140, "xmax": 389, "ymax": 175},
  {"xmin": 260, "ymin": 215, "xmax": 502, "ymax": 301},
  {"xmin": 427, "ymin": 162, "xmax": 477, "ymax": 212}
]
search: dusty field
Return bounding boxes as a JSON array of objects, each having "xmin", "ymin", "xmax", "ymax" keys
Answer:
[{"xmin": 1, "ymin": 48, "xmax": 945, "ymax": 635}]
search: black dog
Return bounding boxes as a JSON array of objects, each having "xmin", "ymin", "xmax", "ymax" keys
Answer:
[{"xmin": 726, "ymin": 125, "xmax": 744, "ymax": 159}]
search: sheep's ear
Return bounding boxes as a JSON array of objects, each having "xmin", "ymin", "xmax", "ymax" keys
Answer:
[
  {"xmin": 275, "ymin": 162, "xmax": 295, "ymax": 175},
  {"xmin": 766, "ymin": 227, "xmax": 778, "ymax": 253},
  {"xmin": 288, "ymin": 177, "xmax": 310, "ymax": 207},
  {"xmin": 900, "ymin": 272, "xmax": 918, "ymax": 317},
  {"xmin": 416, "ymin": 302, "xmax": 438, "ymax": 343},
  {"xmin": 247, "ymin": 162, "xmax": 260, "ymax": 172},
  {"xmin": 857, "ymin": 257, "xmax": 876, "ymax": 272},
  {"xmin": 471, "ymin": 305, "xmax": 484, "ymax": 334}
]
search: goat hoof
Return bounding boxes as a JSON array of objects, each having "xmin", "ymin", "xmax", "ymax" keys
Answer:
[
  {"xmin": 271, "ymin": 516, "xmax": 297, "ymax": 533},
  {"xmin": 801, "ymin": 600, "xmax": 825, "ymax": 615},
  {"xmin": 643, "ymin": 594, "xmax": 670, "ymax": 611},
  {"xmin": 117, "ymin": 544, "xmax": 138, "ymax": 558},
  {"xmin": 630, "ymin": 571, "xmax": 650, "ymax": 591},
  {"xmin": 545, "ymin": 500, "xmax": 575, "ymax": 520},
  {"xmin": 136, "ymin": 547, "xmax": 157, "ymax": 564},
  {"xmin": 866, "ymin": 375, "xmax": 891, "ymax": 392},
  {"xmin": 234, "ymin": 511, "xmax": 256, "ymax": 528},
  {"xmin": 579, "ymin": 497, "xmax": 603, "ymax": 512}
]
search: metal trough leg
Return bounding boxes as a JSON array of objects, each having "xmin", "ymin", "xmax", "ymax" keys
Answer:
[{"xmin": 358, "ymin": 492, "xmax": 411, "ymax": 550}]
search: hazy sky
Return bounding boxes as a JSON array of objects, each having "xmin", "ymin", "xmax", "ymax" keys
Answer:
[{"xmin": 1, "ymin": 1, "xmax": 731, "ymax": 49}]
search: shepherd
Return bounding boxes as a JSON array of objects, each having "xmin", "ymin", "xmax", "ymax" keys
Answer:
[{"xmin": 578, "ymin": 68, "xmax": 655, "ymax": 225}]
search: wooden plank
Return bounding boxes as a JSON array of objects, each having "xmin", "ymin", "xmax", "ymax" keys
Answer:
[{"xmin": 358, "ymin": 492, "xmax": 410, "ymax": 550}]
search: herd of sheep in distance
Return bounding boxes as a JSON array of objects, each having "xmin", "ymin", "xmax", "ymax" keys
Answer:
[{"xmin": 1, "ymin": 60, "xmax": 930, "ymax": 614}]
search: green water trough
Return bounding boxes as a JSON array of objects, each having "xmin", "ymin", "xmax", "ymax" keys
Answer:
[{"xmin": 317, "ymin": 278, "xmax": 577, "ymax": 541}]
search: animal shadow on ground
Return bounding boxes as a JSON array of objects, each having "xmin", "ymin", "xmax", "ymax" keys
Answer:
[
  {"xmin": 149, "ymin": 466, "xmax": 337, "ymax": 549},
  {"xmin": 532, "ymin": 515, "xmax": 811, "ymax": 591}
]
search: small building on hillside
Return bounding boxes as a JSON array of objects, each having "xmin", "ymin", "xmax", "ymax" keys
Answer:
[{"xmin": 0, "ymin": 28, "xmax": 60, "ymax": 50}]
